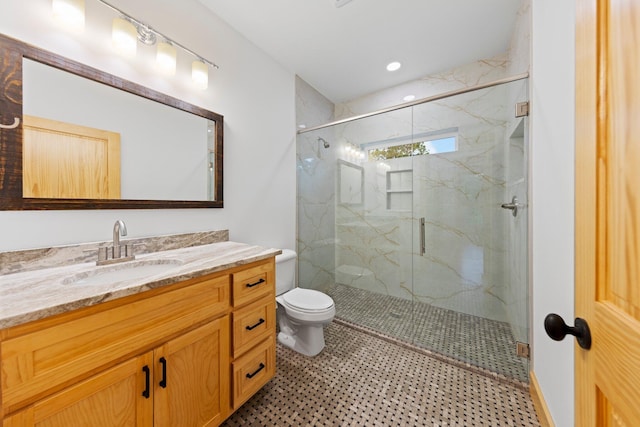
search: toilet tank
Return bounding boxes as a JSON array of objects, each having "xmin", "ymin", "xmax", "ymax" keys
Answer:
[{"xmin": 275, "ymin": 249, "xmax": 297, "ymax": 296}]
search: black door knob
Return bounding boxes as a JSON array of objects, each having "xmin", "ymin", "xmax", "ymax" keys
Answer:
[{"xmin": 544, "ymin": 313, "xmax": 592, "ymax": 350}]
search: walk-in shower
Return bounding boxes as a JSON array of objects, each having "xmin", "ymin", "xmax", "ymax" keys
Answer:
[{"xmin": 296, "ymin": 75, "xmax": 530, "ymax": 383}]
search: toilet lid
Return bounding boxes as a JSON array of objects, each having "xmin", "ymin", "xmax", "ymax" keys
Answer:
[{"xmin": 282, "ymin": 288, "xmax": 334, "ymax": 312}]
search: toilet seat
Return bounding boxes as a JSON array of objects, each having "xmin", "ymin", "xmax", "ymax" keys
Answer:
[
  {"xmin": 282, "ymin": 288, "xmax": 334, "ymax": 312},
  {"xmin": 277, "ymin": 288, "xmax": 336, "ymax": 324}
]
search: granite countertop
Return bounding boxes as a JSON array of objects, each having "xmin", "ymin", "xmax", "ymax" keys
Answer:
[{"xmin": 0, "ymin": 241, "xmax": 281, "ymax": 330}]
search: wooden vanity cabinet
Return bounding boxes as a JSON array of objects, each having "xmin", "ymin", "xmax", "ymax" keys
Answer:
[
  {"xmin": 0, "ymin": 257, "xmax": 277, "ymax": 427},
  {"xmin": 4, "ymin": 318, "xmax": 228, "ymax": 427},
  {"xmin": 230, "ymin": 261, "xmax": 277, "ymax": 411},
  {"xmin": 153, "ymin": 318, "xmax": 229, "ymax": 427}
]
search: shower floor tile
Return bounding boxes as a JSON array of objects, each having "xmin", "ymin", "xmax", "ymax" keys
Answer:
[
  {"xmin": 221, "ymin": 322, "xmax": 539, "ymax": 426},
  {"xmin": 325, "ymin": 284, "xmax": 529, "ymax": 383}
]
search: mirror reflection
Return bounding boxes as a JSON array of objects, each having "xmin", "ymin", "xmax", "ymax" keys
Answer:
[
  {"xmin": 23, "ymin": 59, "xmax": 216, "ymax": 201},
  {"xmin": 338, "ymin": 160, "xmax": 364, "ymax": 205}
]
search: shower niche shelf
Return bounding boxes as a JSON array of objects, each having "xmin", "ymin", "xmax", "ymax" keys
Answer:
[{"xmin": 386, "ymin": 169, "xmax": 413, "ymax": 211}]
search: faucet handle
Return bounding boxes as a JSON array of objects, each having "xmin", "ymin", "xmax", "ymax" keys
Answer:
[
  {"xmin": 96, "ymin": 247, "xmax": 112, "ymax": 265},
  {"xmin": 124, "ymin": 243, "xmax": 135, "ymax": 259}
]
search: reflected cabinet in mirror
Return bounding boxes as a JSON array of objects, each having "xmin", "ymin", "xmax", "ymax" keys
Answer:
[{"xmin": 0, "ymin": 34, "xmax": 223, "ymax": 210}]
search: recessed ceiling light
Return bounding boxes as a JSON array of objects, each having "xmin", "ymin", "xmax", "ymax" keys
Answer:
[
  {"xmin": 298, "ymin": 124, "xmax": 307, "ymax": 129},
  {"xmin": 386, "ymin": 61, "xmax": 401, "ymax": 72},
  {"xmin": 403, "ymin": 95, "xmax": 416, "ymax": 102}
]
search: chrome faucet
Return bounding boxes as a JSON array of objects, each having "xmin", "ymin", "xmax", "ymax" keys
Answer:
[
  {"xmin": 97, "ymin": 220, "xmax": 135, "ymax": 265},
  {"xmin": 112, "ymin": 220, "xmax": 127, "ymax": 259}
]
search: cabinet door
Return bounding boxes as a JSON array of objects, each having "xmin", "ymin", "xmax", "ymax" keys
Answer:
[
  {"xmin": 154, "ymin": 317, "xmax": 230, "ymax": 427},
  {"xmin": 3, "ymin": 353, "xmax": 153, "ymax": 427}
]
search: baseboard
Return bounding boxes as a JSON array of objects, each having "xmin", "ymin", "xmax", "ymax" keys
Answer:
[{"xmin": 529, "ymin": 371, "xmax": 555, "ymax": 427}]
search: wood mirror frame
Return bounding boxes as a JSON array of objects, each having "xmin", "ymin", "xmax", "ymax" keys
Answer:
[{"xmin": 0, "ymin": 34, "xmax": 223, "ymax": 210}]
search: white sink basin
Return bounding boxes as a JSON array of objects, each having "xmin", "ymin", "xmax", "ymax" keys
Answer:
[{"xmin": 63, "ymin": 259, "xmax": 184, "ymax": 286}]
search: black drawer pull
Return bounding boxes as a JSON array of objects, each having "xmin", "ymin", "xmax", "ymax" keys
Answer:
[
  {"xmin": 246, "ymin": 363, "xmax": 265, "ymax": 379},
  {"xmin": 159, "ymin": 357, "xmax": 167, "ymax": 388},
  {"xmin": 246, "ymin": 278, "xmax": 265, "ymax": 288},
  {"xmin": 246, "ymin": 318, "xmax": 265, "ymax": 331},
  {"xmin": 142, "ymin": 365, "xmax": 150, "ymax": 398}
]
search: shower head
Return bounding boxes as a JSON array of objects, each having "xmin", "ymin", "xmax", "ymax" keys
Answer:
[{"xmin": 318, "ymin": 137, "xmax": 330, "ymax": 149}]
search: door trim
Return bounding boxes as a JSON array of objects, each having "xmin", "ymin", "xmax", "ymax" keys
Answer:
[{"xmin": 530, "ymin": 371, "xmax": 555, "ymax": 427}]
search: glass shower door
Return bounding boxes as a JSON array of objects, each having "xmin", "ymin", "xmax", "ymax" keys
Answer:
[
  {"xmin": 410, "ymin": 79, "xmax": 530, "ymax": 382},
  {"xmin": 327, "ymin": 108, "xmax": 417, "ymax": 342}
]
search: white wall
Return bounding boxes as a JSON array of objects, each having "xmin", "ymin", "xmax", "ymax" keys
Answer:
[
  {"xmin": 531, "ymin": 1, "xmax": 576, "ymax": 426},
  {"xmin": 0, "ymin": 0, "xmax": 296, "ymax": 252}
]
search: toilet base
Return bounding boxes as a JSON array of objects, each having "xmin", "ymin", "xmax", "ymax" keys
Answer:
[{"xmin": 277, "ymin": 309, "xmax": 329, "ymax": 356}]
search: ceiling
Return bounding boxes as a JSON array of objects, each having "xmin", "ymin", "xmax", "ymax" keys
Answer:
[{"xmin": 197, "ymin": 0, "xmax": 522, "ymax": 103}]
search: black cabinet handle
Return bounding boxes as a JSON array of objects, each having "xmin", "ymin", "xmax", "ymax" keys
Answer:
[
  {"xmin": 159, "ymin": 357, "xmax": 167, "ymax": 388},
  {"xmin": 246, "ymin": 278, "xmax": 265, "ymax": 288},
  {"xmin": 246, "ymin": 363, "xmax": 265, "ymax": 379},
  {"xmin": 142, "ymin": 365, "xmax": 150, "ymax": 398},
  {"xmin": 246, "ymin": 318, "xmax": 265, "ymax": 331}
]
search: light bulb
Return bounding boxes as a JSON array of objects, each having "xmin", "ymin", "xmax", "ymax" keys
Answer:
[
  {"xmin": 112, "ymin": 17, "xmax": 137, "ymax": 57},
  {"xmin": 52, "ymin": 0, "xmax": 85, "ymax": 32},
  {"xmin": 192, "ymin": 60, "xmax": 209, "ymax": 90},
  {"xmin": 156, "ymin": 41, "xmax": 177, "ymax": 75}
]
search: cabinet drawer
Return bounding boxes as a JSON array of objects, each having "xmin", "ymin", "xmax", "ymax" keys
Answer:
[
  {"xmin": 1, "ymin": 275, "xmax": 230, "ymax": 414},
  {"xmin": 232, "ymin": 336, "xmax": 275, "ymax": 409},
  {"xmin": 231, "ymin": 260, "xmax": 274, "ymax": 307},
  {"xmin": 232, "ymin": 296, "xmax": 275, "ymax": 358}
]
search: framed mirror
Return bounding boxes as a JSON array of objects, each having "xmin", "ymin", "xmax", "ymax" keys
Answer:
[{"xmin": 0, "ymin": 34, "xmax": 223, "ymax": 210}]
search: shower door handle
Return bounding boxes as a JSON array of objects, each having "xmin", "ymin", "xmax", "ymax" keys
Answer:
[{"xmin": 419, "ymin": 218, "xmax": 426, "ymax": 256}]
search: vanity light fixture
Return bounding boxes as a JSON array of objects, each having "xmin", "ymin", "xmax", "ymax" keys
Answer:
[
  {"xmin": 156, "ymin": 40, "xmax": 177, "ymax": 76},
  {"xmin": 386, "ymin": 61, "xmax": 402, "ymax": 72},
  {"xmin": 112, "ymin": 17, "xmax": 137, "ymax": 57},
  {"xmin": 192, "ymin": 59, "xmax": 209, "ymax": 90},
  {"xmin": 54, "ymin": 0, "xmax": 219, "ymax": 89},
  {"xmin": 52, "ymin": 0, "xmax": 85, "ymax": 32}
]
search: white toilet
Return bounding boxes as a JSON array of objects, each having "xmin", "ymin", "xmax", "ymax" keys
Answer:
[{"xmin": 276, "ymin": 249, "xmax": 335, "ymax": 356}]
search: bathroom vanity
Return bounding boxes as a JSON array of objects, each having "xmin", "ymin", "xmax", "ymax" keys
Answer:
[{"xmin": 0, "ymin": 232, "xmax": 279, "ymax": 426}]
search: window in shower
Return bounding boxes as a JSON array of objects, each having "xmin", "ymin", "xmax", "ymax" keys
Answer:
[
  {"xmin": 367, "ymin": 129, "xmax": 458, "ymax": 161},
  {"xmin": 369, "ymin": 142, "xmax": 428, "ymax": 161}
]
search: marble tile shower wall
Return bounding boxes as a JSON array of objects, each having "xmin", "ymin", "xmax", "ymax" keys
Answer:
[
  {"xmin": 297, "ymin": 129, "xmax": 337, "ymax": 292},
  {"xmin": 296, "ymin": 77, "xmax": 336, "ymax": 292}
]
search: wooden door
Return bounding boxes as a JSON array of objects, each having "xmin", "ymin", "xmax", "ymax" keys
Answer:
[
  {"xmin": 153, "ymin": 317, "xmax": 230, "ymax": 427},
  {"xmin": 575, "ymin": 0, "xmax": 640, "ymax": 425},
  {"xmin": 3, "ymin": 353, "xmax": 153, "ymax": 427},
  {"xmin": 22, "ymin": 115, "xmax": 121, "ymax": 199}
]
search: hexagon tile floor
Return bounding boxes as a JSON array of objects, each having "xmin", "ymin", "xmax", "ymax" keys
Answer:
[{"xmin": 221, "ymin": 322, "xmax": 540, "ymax": 426}]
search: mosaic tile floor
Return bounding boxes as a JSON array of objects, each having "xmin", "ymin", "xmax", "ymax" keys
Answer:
[
  {"xmin": 325, "ymin": 284, "xmax": 529, "ymax": 383},
  {"xmin": 222, "ymin": 322, "xmax": 539, "ymax": 426}
]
